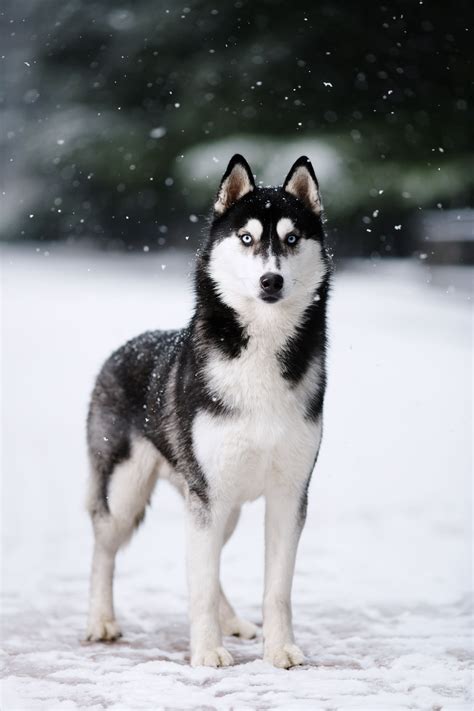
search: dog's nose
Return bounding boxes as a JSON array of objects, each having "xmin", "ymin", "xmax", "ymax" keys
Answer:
[{"xmin": 260, "ymin": 272, "xmax": 284, "ymax": 295}]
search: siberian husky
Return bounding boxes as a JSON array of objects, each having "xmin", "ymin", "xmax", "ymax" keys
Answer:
[{"xmin": 86, "ymin": 154, "xmax": 330, "ymax": 668}]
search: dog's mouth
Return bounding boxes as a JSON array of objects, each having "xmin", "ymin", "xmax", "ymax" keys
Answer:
[{"xmin": 259, "ymin": 293, "xmax": 283, "ymax": 304}]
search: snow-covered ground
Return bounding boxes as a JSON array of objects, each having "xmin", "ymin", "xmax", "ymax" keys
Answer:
[{"xmin": 1, "ymin": 246, "xmax": 472, "ymax": 710}]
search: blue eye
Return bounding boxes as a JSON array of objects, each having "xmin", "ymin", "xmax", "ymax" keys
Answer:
[
  {"xmin": 240, "ymin": 233, "xmax": 253, "ymax": 246},
  {"xmin": 287, "ymin": 234, "xmax": 298, "ymax": 245}
]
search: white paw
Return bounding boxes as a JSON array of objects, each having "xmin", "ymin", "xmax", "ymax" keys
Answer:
[
  {"xmin": 264, "ymin": 643, "xmax": 305, "ymax": 669},
  {"xmin": 191, "ymin": 646, "xmax": 234, "ymax": 667},
  {"xmin": 86, "ymin": 616, "xmax": 122, "ymax": 642},
  {"xmin": 221, "ymin": 615, "xmax": 258, "ymax": 639}
]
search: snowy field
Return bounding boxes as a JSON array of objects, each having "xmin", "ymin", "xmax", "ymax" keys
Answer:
[{"xmin": 1, "ymin": 246, "xmax": 472, "ymax": 710}]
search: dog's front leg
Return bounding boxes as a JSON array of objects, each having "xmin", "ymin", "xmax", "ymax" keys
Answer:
[
  {"xmin": 186, "ymin": 502, "xmax": 233, "ymax": 667},
  {"xmin": 263, "ymin": 484, "xmax": 306, "ymax": 668}
]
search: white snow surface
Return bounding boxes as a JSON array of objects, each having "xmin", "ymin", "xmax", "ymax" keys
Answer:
[{"xmin": 1, "ymin": 247, "xmax": 472, "ymax": 710}]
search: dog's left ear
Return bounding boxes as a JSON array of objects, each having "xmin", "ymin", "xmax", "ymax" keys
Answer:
[
  {"xmin": 214, "ymin": 154, "xmax": 255, "ymax": 214},
  {"xmin": 283, "ymin": 156, "xmax": 322, "ymax": 215}
]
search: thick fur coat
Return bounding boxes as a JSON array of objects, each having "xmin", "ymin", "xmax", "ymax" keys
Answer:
[{"xmin": 86, "ymin": 154, "xmax": 330, "ymax": 668}]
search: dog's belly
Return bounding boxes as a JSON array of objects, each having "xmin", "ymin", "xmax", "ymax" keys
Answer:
[{"xmin": 192, "ymin": 408, "xmax": 321, "ymax": 505}]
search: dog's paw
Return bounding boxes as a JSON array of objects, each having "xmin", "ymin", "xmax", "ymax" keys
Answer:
[
  {"xmin": 191, "ymin": 646, "xmax": 234, "ymax": 667},
  {"xmin": 86, "ymin": 617, "xmax": 122, "ymax": 642},
  {"xmin": 221, "ymin": 615, "xmax": 258, "ymax": 639},
  {"xmin": 264, "ymin": 643, "xmax": 305, "ymax": 669}
]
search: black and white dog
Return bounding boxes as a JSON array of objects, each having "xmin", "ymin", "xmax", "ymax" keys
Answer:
[{"xmin": 86, "ymin": 154, "xmax": 330, "ymax": 668}]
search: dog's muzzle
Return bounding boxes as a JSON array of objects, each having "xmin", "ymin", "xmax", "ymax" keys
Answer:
[{"xmin": 260, "ymin": 272, "xmax": 284, "ymax": 302}]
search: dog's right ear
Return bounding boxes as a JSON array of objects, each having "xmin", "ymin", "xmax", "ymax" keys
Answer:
[
  {"xmin": 283, "ymin": 156, "xmax": 322, "ymax": 215},
  {"xmin": 214, "ymin": 154, "xmax": 255, "ymax": 215}
]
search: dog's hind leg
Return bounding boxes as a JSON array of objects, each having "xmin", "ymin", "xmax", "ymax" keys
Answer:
[
  {"xmin": 219, "ymin": 507, "xmax": 258, "ymax": 639},
  {"xmin": 86, "ymin": 436, "xmax": 159, "ymax": 642}
]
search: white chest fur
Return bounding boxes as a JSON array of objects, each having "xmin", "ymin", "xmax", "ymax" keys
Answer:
[{"xmin": 192, "ymin": 336, "xmax": 323, "ymax": 505}]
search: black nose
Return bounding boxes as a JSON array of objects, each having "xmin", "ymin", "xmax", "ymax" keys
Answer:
[{"xmin": 260, "ymin": 272, "xmax": 284, "ymax": 296}]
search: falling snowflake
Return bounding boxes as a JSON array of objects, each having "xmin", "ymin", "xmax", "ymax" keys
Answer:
[{"xmin": 150, "ymin": 127, "xmax": 167, "ymax": 139}]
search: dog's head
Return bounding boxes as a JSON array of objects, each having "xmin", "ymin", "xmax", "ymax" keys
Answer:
[{"xmin": 202, "ymin": 154, "xmax": 329, "ymax": 322}]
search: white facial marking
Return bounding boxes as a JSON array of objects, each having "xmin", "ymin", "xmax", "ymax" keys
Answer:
[
  {"xmin": 240, "ymin": 218, "xmax": 263, "ymax": 242},
  {"xmin": 209, "ymin": 222, "xmax": 327, "ymax": 330},
  {"xmin": 276, "ymin": 218, "xmax": 296, "ymax": 240}
]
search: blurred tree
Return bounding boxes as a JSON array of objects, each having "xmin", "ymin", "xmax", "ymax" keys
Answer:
[{"xmin": 3, "ymin": 0, "xmax": 473, "ymax": 256}]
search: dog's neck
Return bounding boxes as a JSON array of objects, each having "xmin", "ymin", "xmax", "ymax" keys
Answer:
[
  {"xmin": 192, "ymin": 262, "xmax": 329, "ymax": 365},
  {"xmin": 193, "ymin": 265, "xmax": 248, "ymax": 359}
]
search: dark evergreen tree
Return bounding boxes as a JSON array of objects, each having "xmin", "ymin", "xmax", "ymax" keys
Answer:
[{"xmin": 3, "ymin": 0, "xmax": 472, "ymax": 255}]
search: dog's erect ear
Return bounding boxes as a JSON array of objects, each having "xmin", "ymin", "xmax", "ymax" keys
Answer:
[
  {"xmin": 283, "ymin": 156, "xmax": 322, "ymax": 215},
  {"xmin": 214, "ymin": 154, "xmax": 255, "ymax": 214}
]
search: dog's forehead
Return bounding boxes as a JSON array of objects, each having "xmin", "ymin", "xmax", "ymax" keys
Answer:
[{"xmin": 229, "ymin": 188, "xmax": 301, "ymax": 230}]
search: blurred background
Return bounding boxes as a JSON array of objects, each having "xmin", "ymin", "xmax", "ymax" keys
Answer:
[{"xmin": 2, "ymin": 0, "xmax": 473, "ymax": 261}]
